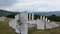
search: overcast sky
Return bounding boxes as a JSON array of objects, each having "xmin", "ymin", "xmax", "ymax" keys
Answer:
[{"xmin": 0, "ymin": 0, "xmax": 60, "ymax": 12}]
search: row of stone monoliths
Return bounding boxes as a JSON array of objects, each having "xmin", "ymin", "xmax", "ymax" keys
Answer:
[
  {"xmin": 37, "ymin": 15, "xmax": 60, "ymax": 30},
  {"xmin": 29, "ymin": 13, "xmax": 50, "ymax": 22},
  {"xmin": 29, "ymin": 13, "xmax": 34, "ymax": 20},
  {"xmin": 40, "ymin": 16, "xmax": 50, "ymax": 22}
]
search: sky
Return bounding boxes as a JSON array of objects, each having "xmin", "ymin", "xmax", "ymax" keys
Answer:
[{"xmin": 0, "ymin": 0, "xmax": 60, "ymax": 12}]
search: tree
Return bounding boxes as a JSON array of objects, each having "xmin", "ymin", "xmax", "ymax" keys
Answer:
[
  {"xmin": 34, "ymin": 14, "xmax": 40, "ymax": 20},
  {"xmin": 6, "ymin": 14, "xmax": 16, "ymax": 18}
]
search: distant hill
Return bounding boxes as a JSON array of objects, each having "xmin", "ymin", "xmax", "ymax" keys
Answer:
[
  {"xmin": 45, "ymin": 11, "xmax": 60, "ymax": 16},
  {"xmin": 0, "ymin": 9, "xmax": 20, "ymax": 16},
  {"xmin": 30, "ymin": 11, "xmax": 60, "ymax": 16},
  {"xmin": 0, "ymin": 9, "xmax": 60, "ymax": 17},
  {"xmin": 29, "ymin": 12, "xmax": 48, "ymax": 15}
]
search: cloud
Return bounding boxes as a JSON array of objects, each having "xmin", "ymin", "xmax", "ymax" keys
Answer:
[
  {"xmin": 0, "ymin": 0, "xmax": 17, "ymax": 9},
  {"xmin": 0, "ymin": 0, "xmax": 60, "ymax": 12}
]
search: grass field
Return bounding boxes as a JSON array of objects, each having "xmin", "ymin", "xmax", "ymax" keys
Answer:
[
  {"xmin": 0, "ymin": 18, "xmax": 60, "ymax": 34},
  {"xmin": 28, "ymin": 27, "xmax": 60, "ymax": 34},
  {"xmin": 28, "ymin": 21, "xmax": 60, "ymax": 34},
  {"xmin": 0, "ymin": 18, "xmax": 16, "ymax": 34}
]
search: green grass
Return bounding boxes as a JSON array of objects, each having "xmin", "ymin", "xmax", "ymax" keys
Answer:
[
  {"xmin": 0, "ymin": 18, "xmax": 16, "ymax": 34},
  {"xmin": 28, "ymin": 22, "xmax": 60, "ymax": 34},
  {"xmin": 28, "ymin": 27, "xmax": 60, "ymax": 34}
]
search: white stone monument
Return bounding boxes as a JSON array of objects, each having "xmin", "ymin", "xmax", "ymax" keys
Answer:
[
  {"xmin": 18, "ymin": 12, "xmax": 28, "ymax": 34},
  {"xmin": 29, "ymin": 14, "xmax": 31, "ymax": 20},
  {"xmin": 32, "ymin": 14, "xmax": 34, "ymax": 20},
  {"xmin": 37, "ymin": 19, "xmax": 45, "ymax": 30},
  {"xmin": 43, "ymin": 16, "xmax": 45, "ymax": 21},
  {"xmin": 45, "ymin": 18, "xmax": 48, "ymax": 21},
  {"xmin": 40, "ymin": 16, "xmax": 42, "ymax": 19},
  {"xmin": 13, "ymin": 12, "xmax": 28, "ymax": 34},
  {"xmin": 47, "ymin": 20, "xmax": 50, "ymax": 22},
  {"xmin": 9, "ymin": 12, "xmax": 28, "ymax": 34},
  {"xmin": 37, "ymin": 16, "xmax": 46, "ymax": 30}
]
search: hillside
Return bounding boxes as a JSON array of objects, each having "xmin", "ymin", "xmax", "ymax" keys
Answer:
[
  {"xmin": 30, "ymin": 11, "xmax": 60, "ymax": 16},
  {"xmin": 45, "ymin": 11, "xmax": 60, "ymax": 16},
  {"xmin": 0, "ymin": 9, "xmax": 19, "ymax": 16}
]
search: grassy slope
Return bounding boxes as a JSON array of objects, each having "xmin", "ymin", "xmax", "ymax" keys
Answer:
[{"xmin": 0, "ymin": 18, "xmax": 16, "ymax": 34}]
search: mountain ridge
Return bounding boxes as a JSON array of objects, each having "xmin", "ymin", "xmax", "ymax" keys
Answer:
[{"xmin": 0, "ymin": 9, "xmax": 60, "ymax": 16}]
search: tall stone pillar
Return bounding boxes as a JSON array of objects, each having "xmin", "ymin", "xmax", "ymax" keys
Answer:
[
  {"xmin": 43, "ymin": 16, "xmax": 45, "ymax": 21},
  {"xmin": 43, "ymin": 16, "xmax": 46, "ymax": 29},
  {"xmin": 21, "ymin": 12, "xmax": 28, "ymax": 34},
  {"xmin": 47, "ymin": 20, "xmax": 50, "ymax": 22},
  {"xmin": 40, "ymin": 16, "xmax": 42, "ymax": 20},
  {"xmin": 29, "ymin": 14, "xmax": 31, "ymax": 20},
  {"xmin": 45, "ymin": 18, "xmax": 48, "ymax": 21},
  {"xmin": 32, "ymin": 14, "xmax": 34, "ymax": 20},
  {"xmin": 18, "ymin": 11, "xmax": 28, "ymax": 34}
]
